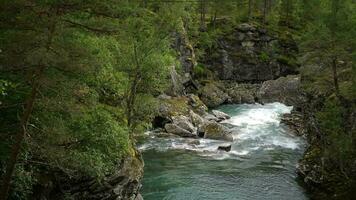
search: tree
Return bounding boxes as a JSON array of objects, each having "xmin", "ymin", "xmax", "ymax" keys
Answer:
[{"xmin": 0, "ymin": 1, "xmax": 160, "ymax": 198}]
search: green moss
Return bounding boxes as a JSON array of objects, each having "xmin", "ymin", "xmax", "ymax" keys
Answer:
[
  {"xmin": 277, "ymin": 55, "xmax": 298, "ymax": 67},
  {"xmin": 259, "ymin": 51, "xmax": 270, "ymax": 62}
]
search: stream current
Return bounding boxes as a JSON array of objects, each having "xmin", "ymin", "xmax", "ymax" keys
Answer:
[{"xmin": 139, "ymin": 103, "xmax": 308, "ymax": 200}]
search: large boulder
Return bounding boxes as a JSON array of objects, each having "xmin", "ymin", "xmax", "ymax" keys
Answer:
[
  {"xmin": 165, "ymin": 123, "xmax": 195, "ymax": 137},
  {"xmin": 225, "ymin": 83, "xmax": 259, "ymax": 104},
  {"xmin": 200, "ymin": 121, "xmax": 233, "ymax": 141},
  {"xmin": 217, "ymin": 144, "xmax": 232, "ymax": 152},
  {"xmin": 189, "ymin": 110, "xmax": 205, "ymax": 128},
  {"xmin": 198, "ymin": 82, "xmax": 230, "ymax": 108},
  {"xmin": 212, "ymin": 110, "xmax": 230, "ymax": 121},
  {"xmin": 171, "ymin": 115, "xmax": 197, "ymax": 134},
  {"xmin": 257, "ymin": 75, "xmax": 304, "ymax": 107}
]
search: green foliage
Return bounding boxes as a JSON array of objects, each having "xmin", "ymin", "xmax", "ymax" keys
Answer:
[
  {"xmin": 193, "ymin": 64, "xmax": 213, "ymax": 79},
  {"xmin": 259, "ymin": 51, "xmax": 270, "ymax": 62},
  {"xmin": 0, "ymin": 1, "xmax": 176, "ymax": 198}
]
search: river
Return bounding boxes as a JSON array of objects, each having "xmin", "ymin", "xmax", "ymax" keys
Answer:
[{"xmin": 139, "ymin": 103, "xmax": 308, "ymax": 200}]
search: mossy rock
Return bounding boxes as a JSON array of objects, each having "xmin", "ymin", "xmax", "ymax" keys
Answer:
[{"xmin": 200, "ymin": 121, "xmax": 233, "ymax": 141}]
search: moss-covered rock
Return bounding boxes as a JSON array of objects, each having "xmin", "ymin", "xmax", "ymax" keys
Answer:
[
  {"xmin": 198, "ymin": 82, "xmax": 231, "ymax": 108},
  {"xmin": 200, "ymin": 121, "xmax": 233, "ymax": 141}
]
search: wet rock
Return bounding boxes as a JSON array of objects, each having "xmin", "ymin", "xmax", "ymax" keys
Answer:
[
  {"xmin": 188, "ymin": 139, "xmax": 200, "ymax": 146},
  {"xmin": 164, "ymin": 123, "xmax": 195, "ymax": 137},
  {"xmin": 212, "ymin": 110, "xmax": 231, "ymax": 121},
  {"xmin": 198, "ymin": 82, "xmax": 230, "ymax": 108},
  {"xmin": 217, "ymin": 144, "xmax": 232, "ymax": 152},
  {"xmin": 202, "ymin": 113, "xmax": 220, "ymax": 122},
  {"xmin": 171, "ymin": 115, "xmax": 197, "ymax": 134},
  {"xmin": 200, "ymin": 122, "xmax": 233, "ymax": 141},
  {"xmin": 281, "ymin": 111, "xmax": 305, "ymax": 136},
  {"xmin": 189, "ymin": 110, "xmax": 205, "ymax": 128}
]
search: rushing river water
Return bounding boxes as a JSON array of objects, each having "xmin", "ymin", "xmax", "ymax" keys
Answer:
[{"xmin": 139, "ymin": 103, "xmax": 308, "ymax": 200}]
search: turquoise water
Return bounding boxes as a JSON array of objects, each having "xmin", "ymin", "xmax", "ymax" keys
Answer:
[{"xmin": 140, "ymin": 103, "xmax": 308, "ymax": 200}]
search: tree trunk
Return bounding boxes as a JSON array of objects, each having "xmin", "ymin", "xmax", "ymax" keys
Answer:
[
  {"xmin": 126, "ymin": 44, "xmax": 141, "ymax": 130},
  {"xmin": 248, "ymin": 0, "xmax": 252, "ymax": 20},
  {"xmin": 332, "ymin": 58, "xmax": 339, "ymax": 94},
  {"xmin": 263, "ymin": 0, "xmax": 268, "ymax": 24},
  {"xmin": 0, "ymin": 66, "xmax": 44, "ymax": 200},
  {"xmin": 200, "ymin": 0, "xmax": 206, "ymax": 31}
]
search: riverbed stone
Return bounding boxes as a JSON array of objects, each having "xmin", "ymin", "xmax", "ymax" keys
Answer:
[
  {"xmin": 217, "ymin": 144, "xmax": 232, "ymax": 152},
  {"xmin": 212, "ymin": 110, "xmax": 231, "ymax": 121},
  {"xmin": 164, "ymin": 123, "xmax": 195, "ymax": 137},
  {"xmin": 172, "ymin": 115, "xmax": 196, "ymax": 133},
  {"xmin": 200, "ymin": 121, "xmax": 233, "ymax": 141}
]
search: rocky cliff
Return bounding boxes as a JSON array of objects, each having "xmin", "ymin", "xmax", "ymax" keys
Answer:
[{"xmin": 202, "ymin": 23, "xmax": 299, "ymax": 82}]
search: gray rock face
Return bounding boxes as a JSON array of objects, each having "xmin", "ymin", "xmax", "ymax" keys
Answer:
[
  {"xmin": 173, "ymin": 20, "xmax": 197, "ymax": 74},
  {"xmin": 257, "ymin": 75, "xmax": 304, "ymax": 107},
  {"xmin": 189, "ymin": 110, "xmax": 205, "ymax": 128},
  {"xmin": 171, "ymin": 115, "xmax": 197, "ymax": 134},
  {"xmin": 202, "ymin": 113, "xmax": 220, "ymax": 122},
  {"xmin": 198, "ymin": 83, "xmax": 230, "ymax": 108},
  {"xmin": 200, "ymin": 121, "xmax": 233, "ymax": 141},
  {"xmin": 165, "ymin": 123, "xmax": 196, "ymax": 137},
  {"xmin": 202, "ymin": 23, "xmax": 298, "ymax": 82},
  {"xmin": 212, "ymin": 110, "xmax": 230, "ymax": 121},
  {"xmin": 225, "ymin": 83, "xmax": 259, "ymax": 104}
]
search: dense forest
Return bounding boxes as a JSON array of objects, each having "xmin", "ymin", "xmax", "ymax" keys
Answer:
[{"xmin": 0, "ymin": 0, "xmax": 355, "ymax": 200}]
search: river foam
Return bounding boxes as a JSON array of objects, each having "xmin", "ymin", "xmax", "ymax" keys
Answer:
[
  {"xmin": 141, "ymin": 103, "xmax": 308, "ymax": 200},
  {"xmin": 139, "ymin": 102, "xmax": 302, "ymax": 159}
]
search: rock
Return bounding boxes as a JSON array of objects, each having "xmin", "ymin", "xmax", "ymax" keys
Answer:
[
  {"xmin": 198, "ymin": 82, "xmax": 230, "ymax": 108},
  {"xmin": 171, "ymin": 115, "xmax": 197, "ymax": 134},
  {"xmin": 135, "ymin": 193, "xmax": 144, "ymax": 200},
  {"xmin": 212, "ymin": 110, "xmax": 230, "ymax": 121},
  {"xmin": 202, "ymin": 113, "xmax": 219, "ymax": 122},
  {"xmin": 152, "ymin": 116, "xmax": 171, "ymax": 128},
  {"xmin": 187, "ymin": 94, "xmax": 208, "ymax": 114},
  {"xmin": 281, "ymin": 111, "xmax": 305, "ymax": 136},
  {"xmin": 157, "ymin": 93, "xmax": 172, "ymax": 100},
  {"xmin": 173, "ymin": 20, "xmax": 197, "ymax": 74},
  {"xmin": 217, "ymin": 144, "xmax": 232, "ymax": 152},
  {"xmin": 237, "ymin": 23, "xmax": 256, "ymax": 32},
  {"xmin": 164, "ymin": 123, "xmax": 195, "ymax": 137},
  {"xmin": 188, "ymin": 139, "xmax": 200, "ymax": 146},
  {"xmin": 200, "ymin": 122, "xmax": 233, "ymax": 141},
  {"xmin": 226, "ymin": 83, "xmax": 259, "ymax": 104},
  {"xmin": 257, "ymin": 75, "xmax": 304, "ymax": 107},
  {"xmin": 166, "ymin": 65, "xmax": 186, "ymax": 96},
  {"xmin": 201, "ymin": 23, "xmax": 299, "ymax": 82},
  {"xmin": 189, "ymin": 110, "xmax": 205, "ymax": 128}
]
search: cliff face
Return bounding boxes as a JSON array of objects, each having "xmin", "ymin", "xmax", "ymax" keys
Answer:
[
  {"xmin": 32, "ymin": 150, "xmax": 144, "ymax": 200},
  {"xmin": 202, "ymin": 23, "xmax": 299, "ymax": 82},
  {"xmin": 297, "ymin": 94, "xmax": 356, "ymax": 199}
]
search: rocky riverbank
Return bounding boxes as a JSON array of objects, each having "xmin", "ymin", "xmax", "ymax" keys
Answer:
[{"xmin": 32, "ymin": 149, "xmax": 144, "ymax": 200}]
